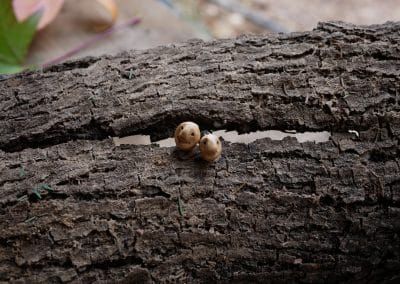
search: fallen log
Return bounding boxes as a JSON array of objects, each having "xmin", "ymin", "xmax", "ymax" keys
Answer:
[{"xmin": 0, "ymin": 21, "xmax": 399, "ymax": 283}]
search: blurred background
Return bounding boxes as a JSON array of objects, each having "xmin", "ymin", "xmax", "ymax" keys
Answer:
[{"xmin": 24, "ymin": 0, "xmax": 400, "ymax": 66}]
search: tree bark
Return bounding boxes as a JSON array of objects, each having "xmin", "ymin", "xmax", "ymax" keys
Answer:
[{"xmin": 0, "ymin": 21, "xmax": 399, "ymax": 283}]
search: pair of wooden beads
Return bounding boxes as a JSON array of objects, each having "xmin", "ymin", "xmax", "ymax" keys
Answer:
[{"xmin": 174, "ymin": 122, "xmax": 222, "ymax": 162}]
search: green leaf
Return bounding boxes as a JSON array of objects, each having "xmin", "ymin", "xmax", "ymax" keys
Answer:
[
  {"xmin": 40, "ymin": 183, "xmax": 54, "ymax": 192},
  {"xmin": 18, "ymin": 166, "xmax": 26, "ymax": 178},
  {"xmin": 0, "ymin": 0, "xmax": 41, "ymax": 74},
  {"xmin": 0, "ymin": 62, "xmax": 23, "ymax": 74},
  {"xmin": 31, "ymin": 188, "xmax": 42, "ymax": 199}
]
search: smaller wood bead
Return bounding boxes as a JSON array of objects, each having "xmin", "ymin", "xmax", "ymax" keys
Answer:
[{"xmin": 199, "ymin": 133, "xmax": 222, "ymax": 162}]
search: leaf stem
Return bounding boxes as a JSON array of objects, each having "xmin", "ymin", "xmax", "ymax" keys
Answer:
[{"xmin": 43, "ymin": 16, "xmax": 141, "ymax": 67}]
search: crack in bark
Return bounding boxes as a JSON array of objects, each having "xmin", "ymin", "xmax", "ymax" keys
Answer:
[{"xmin": 1, "ymin": 23, "xmax": 400, "ymax": 153}]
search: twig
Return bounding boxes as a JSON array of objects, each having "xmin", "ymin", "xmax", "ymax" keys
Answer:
[
  {"xmin": 177, "ymin": 196, "xmax": 184, "ymax": 216},
  {"xmin": 24, "ymin": 216, "xmax": 37, "ymax": 223},
  {"xmin": 157, "ymin": 0, "xmax": 211, "ymax": 38},
  {"xmin": 43, "ymin": 16, "xmax": 141, "ymax": 67},
  {"xmin": 17, "ymin": 195, "xmax": 28, "ymax": 201},
  {"xmin": 208, "ymin": 0, "xmax": 287, "ymax": 33}
]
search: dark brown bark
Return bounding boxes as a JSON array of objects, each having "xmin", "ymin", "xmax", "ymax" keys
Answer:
[{"xmin": 0, "ymin": 21, "xmax": 399, "ymax": 283}]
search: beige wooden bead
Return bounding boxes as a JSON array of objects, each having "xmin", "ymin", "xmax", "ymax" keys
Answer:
[
  {"xmin": 199, "ymin": 133, "xmax": 222, "ymax": 162},
  {"xmin": 174, "ymin": 122, "xmax": 201, "ymax": 151}
]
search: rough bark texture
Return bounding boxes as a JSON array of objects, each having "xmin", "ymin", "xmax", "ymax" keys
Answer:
[{"xmin": 0, "ymin": 21, "xmax": 400, "ymax": 283}]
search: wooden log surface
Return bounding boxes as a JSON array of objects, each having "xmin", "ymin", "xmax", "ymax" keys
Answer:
[{"xmin": 0, "ymin": 21, "xmax": 400, "ymax": 283}]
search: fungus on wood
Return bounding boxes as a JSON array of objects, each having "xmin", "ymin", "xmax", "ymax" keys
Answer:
[{"xmin": 0, "ymin": 21, "xmax": 399, "ymax": 283}]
